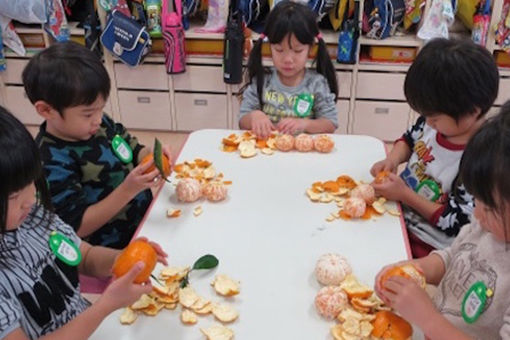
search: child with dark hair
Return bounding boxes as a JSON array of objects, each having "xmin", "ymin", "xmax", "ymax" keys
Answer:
[
  {"xmin": 23, "ymin": 41, "xmax": 172, "ymax": 249},
  {"xmin": 0, "ymin": 107, "xmax": 167, "ymax": 340},
  {"xmin": 374, "ymin": 101, "xmax": 510, "ymax": 339},
  {"xmin": 370, "ymin": 38, "xmax": 499, "ymax": 257},
  {"xmin": 239, "ymin": 0, "xmax": 338, "ymax": 138}
]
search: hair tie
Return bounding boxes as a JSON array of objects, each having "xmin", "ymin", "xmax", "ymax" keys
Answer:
[
  {"xmin": 316, "ymin": 33, "xmax": 323, "ymax": 41},
  {"xmin": 259, "ymin": 33, "xmax": 266, "ymax": 40}
]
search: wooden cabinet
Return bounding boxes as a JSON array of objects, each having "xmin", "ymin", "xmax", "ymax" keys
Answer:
[{"xmin": 175, "ymin": 93, "xmax": 228, "ymax": 131}]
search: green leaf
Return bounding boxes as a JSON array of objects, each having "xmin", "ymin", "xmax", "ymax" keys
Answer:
[
  {"xmin": 180, "ymin": 275, "xmax": 189, "ymax": 288},
  {"xmin": 192, "ymin": 254, "xmax": 219, "ymax": 270},
  {"xmin": 153, "ymin": 138, "xmax": 164, "ymax": 177}
]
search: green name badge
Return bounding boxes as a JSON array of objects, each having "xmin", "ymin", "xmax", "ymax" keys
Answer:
[
  {"xmin": 462, "ymin": 281, "xmax": 492, "ymax": 324},
  {"xmin": 293, "ymin": 93, "xmax": 314, "ymax": 117},
  {"xmin": 112, "ymin": 134, "xmax": 133, "ymax": 164},
  {"xmin": 415, "ymin": 179, "xmax": 440, "ymax": 202},
  {"xmin": 49, "ymin": 231, "xmax": 82, "ymax": 266}
]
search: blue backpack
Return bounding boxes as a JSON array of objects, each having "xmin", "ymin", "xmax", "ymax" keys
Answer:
[
  {"xmin": 363, "ymin": 0, "xmax": 405, "ymax": 39},
  {"xmin": 308, "ymin": 0, "xmax": 337, "ymax": 20},
  {"xmin": 239, "ymin": 0, "xmax": 270, "ymax": 33}
]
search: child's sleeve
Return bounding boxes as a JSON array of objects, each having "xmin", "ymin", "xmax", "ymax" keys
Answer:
[
  {"xmin": 312, "ymin": 76, "xmax": 338, "ymax": 128},
  {"xmin": 431, "ymin": 221, "xmax": 474, "ymax": 268},
  {"xmin": 400, "ymin": 116, "xmax": 426, "ymax": 148},
  {"xmin": 239, "ymin": 81, "xmax": 261, "ymax": 120},
  {"xmin": 104, "ymin": 115, "xmax": 146, "ymax": 165},
  {"xmin": 429, "ymin": 179, "xmax": 474, "ymax": 237},
  {"xmin": 0, "ymin": 291, "xmax": 22, "ymax": 339}
]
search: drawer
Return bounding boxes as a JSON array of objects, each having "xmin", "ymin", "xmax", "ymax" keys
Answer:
[
  {"xmin": 352, "ymin": 100, "xmax": 410, "ymax": 141},
  {"xmin": 495, "ymin": 77, "xmax": 510, "ymax": 106},
  {"xmin": 356, "ymin": 72, "xmax": 406, "ymax": 100},
  {"xmin": 335, "ymin": 100, "xmax": 349, "ymax": 134},
  {"xmin": 117, "ymin": 91, "xmax": 172, "ymax": 130},
  {"xmin": 173, "ymin": 65, "xmax": 226, "ymax": 92},
  {"xmin": 115, "ymin": 63, "xmax": 168, "ymax": 90},
  {"xmin": 175, "ymin": 93, "xmax": 228, "ymax": 131},
  {"xmin": 4, "ymin": 86, "xmax": 42, "ymax": 125},
  {"xmin": 4, "ymin": 59, "xmax": 29, "ymax": 84},
  {"xmin": 337, "ymin": 72, "xmax": 352, "ymax": 99}
]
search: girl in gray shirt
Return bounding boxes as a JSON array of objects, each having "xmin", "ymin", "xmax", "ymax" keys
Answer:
[{"xmin": 239, "ymin": 1, "xmax": 338, "ymax": 138}]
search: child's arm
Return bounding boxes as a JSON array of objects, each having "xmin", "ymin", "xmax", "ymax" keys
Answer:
[
  {"xmin": 373, "ymin": 172, "xmax": 443, "ymax": 220},
  {"xmin": 382, "ymin": 276, "xmax": 474, "ymax": 340},
  {"xmin": 77, "ymin": 161, "xmax": 160, "ymax": 238},
  {"xmin": 238, "ymin": 80, "xmax": 276, "ymax": 138},
  {"xmin": 3, "ymin": 264, "xmax": 153, "ymax": 340},
  {"xmin": 373, "ymin": 174, "xmax": 473, "ymax": 236},
  {"xmin": 239, "ymin": 110, "xmax": 275, "ymax": 138},
  {"xmin": 370, "ymin": 140, "xmax": 412, "ymax": 176}
]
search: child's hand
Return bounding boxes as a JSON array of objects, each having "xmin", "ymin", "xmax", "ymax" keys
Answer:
[
  {"xmin": 379, "ymin": 276, "xmax": 437, "ymax": 326},
  {"xmin": 122, "ymin": 160, "xmax": 161, "ymax": 197},
  {"xmin": 370, "ymin": 158, "xmax": 397, "ymax": 177},
  {"xmin": 276, "ymin": 118, "xmax": 308, "ymax": 135},
  {"xmin": 133, "ymin": 236, "xmax": 169, "ymax": 266},
  {"xmin": 100, "ymin": 262, "xmax": 153, "ymax": 311},
  {"xmin": 249, "ymin": 110, "xmax": 275, "ymax": 138},
  {"xmin": 374, "ymin": 260, "xmax": 417, "ymax": 298},
  {"xmin": 371, "ymin": 172, "xmax": 409, "ymax": 202}
]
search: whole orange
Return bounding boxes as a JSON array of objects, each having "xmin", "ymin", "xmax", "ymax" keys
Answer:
[
  {"xmin": 112, "ymin": 240, "xmax": 157, "ymax": 283},
  {"xmin": 141, "ymin": 153, "xmax": 171, "ymax": 178}
]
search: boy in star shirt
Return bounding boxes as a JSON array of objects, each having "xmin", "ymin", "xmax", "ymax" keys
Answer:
[{"xmin": 24, "ymin": 41, "xmax": 171, "ymax": 249}]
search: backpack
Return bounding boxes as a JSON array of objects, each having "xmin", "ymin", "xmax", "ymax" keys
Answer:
[
  {"xmin": 363, "ymin": 0, "xmax": 405, "ymax": 39},
  {"xmin": 239, "ymin": 0, "xmax": 270, "ymax": 33},
  {"xmin": 308, "ymin": 0, "xmax": 337, "ymax": 20},
  {"xmin": 337, "ymin": 0, "xmax": 359, "ymax": 64}
]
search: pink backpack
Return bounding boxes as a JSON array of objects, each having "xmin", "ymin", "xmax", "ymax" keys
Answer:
[{"xmin": 162, "ymin": 0, "xmax": 186, "ymax": 74}]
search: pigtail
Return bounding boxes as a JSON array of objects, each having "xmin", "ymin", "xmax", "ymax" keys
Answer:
[
  {"xmin": 240, "ymin": 37, "xmax": 266, "ymax": 109},
  {"xmin": 315, "ymin": 38, "xmax": 338, "ymax": 101}
]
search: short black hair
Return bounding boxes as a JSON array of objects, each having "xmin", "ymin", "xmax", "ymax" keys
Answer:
[
  {"xmin": 22, "ymin": 41, "xmax": 110, "ymax": 114},
  {"xmin": 461, "ymin": 100, "xmax": 510, "ymax": 211},
  {"xmin": 404, "ymin": 38, "xmax": 499, "ymax": 120},
  {"xmin": 0, "ymin": 106, "xmax": 53, "ymax": 234}
]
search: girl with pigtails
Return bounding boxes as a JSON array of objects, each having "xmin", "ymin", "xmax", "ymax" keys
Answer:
[{"xmin": 239, "ymin": 1, "xmax": 339, "ymax": 138}]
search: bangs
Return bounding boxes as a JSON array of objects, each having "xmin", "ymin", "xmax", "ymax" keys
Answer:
[
  {"xmin": 43, "ymin": 56, "xmax": 110, "ymax": 111},
  {"xmin": 265, "ymin": 1, "xmax": 316, "ymax": 46}
]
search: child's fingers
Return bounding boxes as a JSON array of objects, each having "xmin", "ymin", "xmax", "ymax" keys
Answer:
[
  {"xmin": 140, "ymin": 168, "xmax": 160, "ymax": 182},
  {"xmin": 137, "ymin": 157, "xmax": 154, "ymax": 172},
  {"xmin": 116, "ymin": 261, "xmax": 145, "ymax": 280}
]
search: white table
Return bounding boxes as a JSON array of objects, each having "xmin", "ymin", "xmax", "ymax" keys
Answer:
[{"xmin": 91, "ymin": 129, "xmax": 421, "ymax": 340}]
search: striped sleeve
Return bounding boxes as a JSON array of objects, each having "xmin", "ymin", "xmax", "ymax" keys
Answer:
[{"xmin": 0, "ymin": 290, "xmax": 22, "ymax": 339}]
